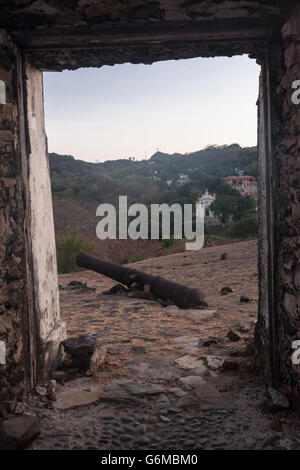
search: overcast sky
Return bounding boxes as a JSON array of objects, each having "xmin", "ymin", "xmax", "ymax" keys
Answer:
[{"xmin": 43, "ymin": 55, "xmax": 260, "ymax": 163}]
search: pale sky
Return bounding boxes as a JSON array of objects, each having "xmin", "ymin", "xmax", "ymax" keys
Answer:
[{"xmin": 43, "ymin": 55, "xmax": 260, "ymax": 163}]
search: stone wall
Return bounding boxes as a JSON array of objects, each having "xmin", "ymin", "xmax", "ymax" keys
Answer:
[
  {"xmin": 0, "ymin": 32, "xmax": 29, "ymax": 409},
  {"xmin": 1, "ymin": 1, "xmax": 293, "ymax": 70},
  {"xmin": 0, "ymin": 1, "xmax": 288, "ymax": 32},
  {"xmin": 0, "ymin": 32, "xmax": 66, "ymax": 410},
  {"xmin": 274, "ymin": 11, "xmax": 300, "ymax": 394}
]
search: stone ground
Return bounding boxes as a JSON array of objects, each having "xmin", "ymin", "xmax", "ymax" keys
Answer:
[{"xmin": 25, "ymin": 241, "xmax": 300, "ymax": 450}]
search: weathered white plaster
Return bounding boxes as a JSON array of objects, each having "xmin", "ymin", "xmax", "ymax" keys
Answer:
[
  {"xmin": 0, "ymin": 340, "xmax": 6, "ymax": 364},
  {"xmin": 25, "ymin": 63, "xmax": 66, "ymax": 377}
]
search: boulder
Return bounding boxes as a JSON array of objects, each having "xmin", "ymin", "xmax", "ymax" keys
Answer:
[
  {"xmin": 268, "ymin": 386, "xmax": 290, "ymax": 411},
  {"xmin": 227, "ymin": 330, "xmax": 241, "ymax": 342},
  {"xmin": 62, "ymin": 334, "xmax": 98, "ymax": 369},
  {"xmin": 0, "ymin": 415, "xmax": 40, "ymax": 450}
]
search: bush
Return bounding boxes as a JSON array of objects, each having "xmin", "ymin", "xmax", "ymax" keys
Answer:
[
  {"xmin": 161, "ymin": 236, "xmax": 176, "ymax": 249},
  {"xmin": 56, "ymin": 229, "xmax": 95, "ymax": 273},
  {"xmin": 226, "ymin": 215, "xmax": 258, "ymax": 239},
  {"xmin": 129, "ymin": 252, "xmax": 148, "ymax": 263}
]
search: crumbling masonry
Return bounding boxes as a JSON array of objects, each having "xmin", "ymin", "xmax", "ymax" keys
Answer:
[{"xmin": 0, "ymin": 1, "xmax": 299, "ymax": 408}]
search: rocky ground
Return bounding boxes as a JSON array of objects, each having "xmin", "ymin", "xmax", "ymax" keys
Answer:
[{"xmin": 20, "ymin": 240, "xmax": 300, "ymax": 450}]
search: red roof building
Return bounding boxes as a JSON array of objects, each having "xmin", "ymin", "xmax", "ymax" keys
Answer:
[{"xmin": 224, "ymin": 175, "xmax": 257, "ymax": 197}]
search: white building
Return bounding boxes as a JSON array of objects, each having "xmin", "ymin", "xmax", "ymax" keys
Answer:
[{"xmin": 197, "ymin": 189, "xmax": 216, "ymax": 217}]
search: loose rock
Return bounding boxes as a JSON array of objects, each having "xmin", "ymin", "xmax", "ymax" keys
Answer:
[
  {"xmin": 131, "ymin": 345, "xmax": 147, "ymax": 354},
  {"xmin": 221, "ymin": 286, "xmax": 233, "ymax": 295},
  {"xmin": 175, "ymin": 355, "xmax": 206, "ymax": 370},
  {"xmin": 227, "ymin": 330, "xmax": 241, "ymax": 342},
  {"xmin": 179, "ymin": 375, "xmax": 206, "ymax": 389},
  {"xmin": 202, "ymin": 338, "xmax": 218, "ymax": 347},
  {"xmin": 267, "ymin": 386, "xmax": 290, "ymax": 411},
  {"xmin": 0, "ymin": 415, "xmax": 40, "ymax": 450},
  {"xmin": 62, "ymin": 334, "xmax": 98, "ymax": 369},
  {"xmin": 35, "ymin": 386, "xmax": 47, "ymax": 397},
  {"xmin": 206, "ymin": 355, "xmax": 225, "ymax": 370}
]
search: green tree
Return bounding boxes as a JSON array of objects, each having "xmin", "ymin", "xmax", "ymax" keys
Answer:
[
  {"xmin": 226, "ymin": 214, "xmax": 258, "ymax": 239},
  {"xmin": 232, "ymin": 196, "xmax": 256, "ymax": 221},
  {"xmin": 56, "ymin": 229, "xmax": 95, "ymax": 274},
  {"xmin": 211, "ymin": 195, "xmax": 236, "ymax": 224}
]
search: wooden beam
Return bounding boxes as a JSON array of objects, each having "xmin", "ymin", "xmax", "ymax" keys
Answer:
[{"xmin": 14, "ymin": 17, "xmax": 282, "ymax": 51}]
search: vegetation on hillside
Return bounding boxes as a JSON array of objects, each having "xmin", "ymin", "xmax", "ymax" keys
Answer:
[{"xmin": 49, "ymin": 144, "xmax": 258, "ymax": 272}]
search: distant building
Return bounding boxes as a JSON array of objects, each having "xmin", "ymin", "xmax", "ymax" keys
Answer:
[
  {"xmin": 176, "ymin": 174, "xmax": 190, "ymax": 185},
  {"xmin": 197, "ymin": 189, "xmax": 216, "ymax": 217},
  {"xmin": 166, "ymin": 174, "xmax": 191, "ymax": 186},
  {"xmin": 224, "ymin": 175, "xmax": 257, "ymax": 197}
]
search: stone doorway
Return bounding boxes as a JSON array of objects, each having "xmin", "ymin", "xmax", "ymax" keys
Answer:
[
  {"xmin": 0, "ymin": 4, "xmax": 299, "ymax": 431},
  {"xmin": 24, "ymin": 47, "xmax": 275, "ymax": 387}
]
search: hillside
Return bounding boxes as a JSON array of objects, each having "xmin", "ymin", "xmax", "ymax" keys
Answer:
[
  {"xmin": 49, "ymin": 144, "xmax": 258, "ymax": 270},
  {"xmin": 149, "ymin": 144, "xmax": 257, "ymax": 178},
  {"xmin": 50, "ymin": 143, "xmax": 257, "ymax": 234}
]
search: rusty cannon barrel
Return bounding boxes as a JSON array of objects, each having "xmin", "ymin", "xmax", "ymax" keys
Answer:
[{"xmin": 76, "ymin": 252, "xmax": 207, "ymax": 309}]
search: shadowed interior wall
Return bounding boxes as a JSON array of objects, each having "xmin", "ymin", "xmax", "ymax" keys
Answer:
[
  {"xmin": 275, "ymin": 12, "xmax": 300, "ymax": 394},
  {"xmin": 255, "ymin": 10, "xmax": 300, "ymax": 391},
  {"xmin": 0, "ymin": 34, "xmax": 66, "ymax": 412},
  {"xmin": 0, "ymin": 33, "xmax": 30, "ymax": 408}
]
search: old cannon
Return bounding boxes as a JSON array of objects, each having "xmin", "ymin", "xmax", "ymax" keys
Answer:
[{"xmin": 76, "ymin": 252, "xmax": 207, "ymax": 309}]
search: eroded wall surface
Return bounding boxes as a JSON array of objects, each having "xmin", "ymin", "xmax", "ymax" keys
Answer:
[
  {"xmin": 275, "ymin": 12, "xmax": 300, "ymax": 393},
  {"xmin": 1, "ymin": 1, "xmax": 295, "ymax": 70},
  {"xmin": 0, "ymin": 0, "xmax": 286, "ymax": 31},
  {"xmin": 256, "ymin": 8, "xmax": 300, "ymax": 390},
  {"xmin": 25, "ymin": 63, "xmax": 66, "ymax": 379},
  {"xmin": 0, "ymin": 32, "xmax": 29, "ymax": 407},
  {"xmin": 0, "ymin": 32, "xmax": 66, "ymax": 408}
]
